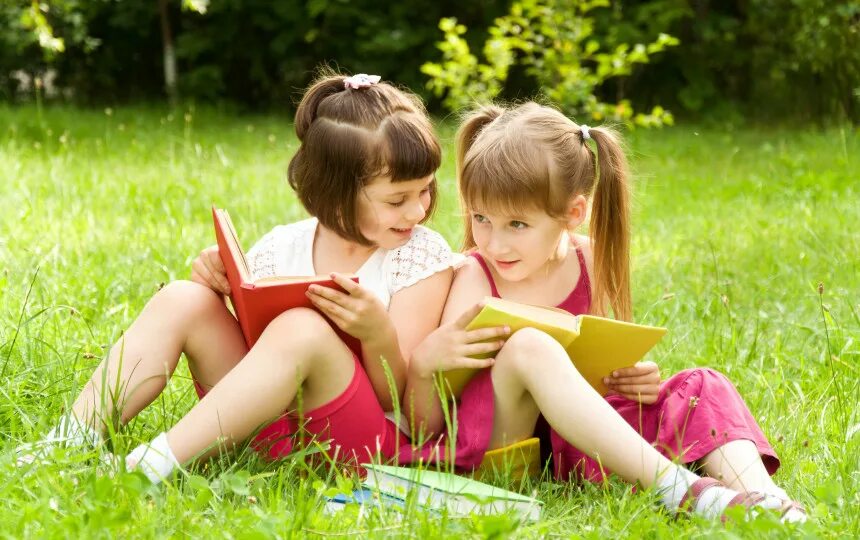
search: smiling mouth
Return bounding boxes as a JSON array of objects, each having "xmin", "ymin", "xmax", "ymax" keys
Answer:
[
  {"xmin": 392, "ymin": 227, "xmax": 413, "ymax": 234},
  {"xmin": 495, "ymin": 259, "xmax": 519, "ymax": 267}
]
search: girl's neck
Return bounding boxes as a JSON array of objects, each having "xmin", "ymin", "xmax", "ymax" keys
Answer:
[
  {"xmin": 313, "ymin": 223, "xmax": 378, "ymax": 274},
  {"xmin": 491, "ymin": 233, "xmax": 580, "ymax": 306}
]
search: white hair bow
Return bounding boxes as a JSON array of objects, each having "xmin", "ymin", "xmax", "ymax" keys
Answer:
[{"xmin": 344, "ymin": 74, "xmax": 381, "ymax": 89}]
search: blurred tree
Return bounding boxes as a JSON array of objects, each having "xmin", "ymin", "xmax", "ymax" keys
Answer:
[
  {"xmin": 422, "ymin": 0, "xmax": 678, "ymax": 127},
  {"xmin": 0, "ymin": 0, "xmax": 856, "ymax": 121},
  {"xmin": 593, "ymin": 0, "xmax": 860, "ymax": 122},
  {"xmin": 159, "ymin": 0, "xmax": 209, "ymax": 105},
  {"xmin": 0, "ymin": 1, "xmax": 96, "ymax": 99}
]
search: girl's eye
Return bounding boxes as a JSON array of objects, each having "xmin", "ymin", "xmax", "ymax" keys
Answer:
[
  {"xmin": 420, "ymin": 187, "xmax": 432, "ymax": 195},
  {"xmin": 510, "ymin": 220, "xmax": 528, "ymax": 230},
  {"xmin": 388, "ymin": 200, "xmax": 405, "ymax": 207},
  {"xmin": 472, "ymin": 214, "xmax": 488, "ymax": 224}
]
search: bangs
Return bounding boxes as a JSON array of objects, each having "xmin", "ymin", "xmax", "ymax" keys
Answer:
[
  {"xmin": 372, "ymin": 111, "xmax": 441, "ymax": 182},
  {"xmin": 461, "ymin": 139, "xmax": 562, "ymax": 218}
]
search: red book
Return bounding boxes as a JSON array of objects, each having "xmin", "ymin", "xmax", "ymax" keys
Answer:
[{"xmin": 212, "ymin": 206, "xmax": 360, "ymax": 353}]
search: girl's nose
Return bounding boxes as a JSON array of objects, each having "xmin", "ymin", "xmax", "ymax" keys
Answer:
[
  {"xmin": 406, "ymin": 199, "xmax": 426, "ymax": 222},
  {"xmin": 486, "ymin": 233, "xmax": 507, "ymax": 257}
]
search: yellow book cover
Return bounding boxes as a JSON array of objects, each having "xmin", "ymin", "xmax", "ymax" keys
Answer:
[{"xmin": 441, "ymin": 297, "xmax": 667, "ymax": 397}]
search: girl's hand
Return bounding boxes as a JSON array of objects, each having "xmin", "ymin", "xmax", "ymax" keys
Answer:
[
  {"xmin": 191, "ymin": 245, "xmax": 231, "ymax": 295},
  {"xmin": 603, "ymin": 361, "xmax": 661, "ymax": 404},
  {"xmin": 411, "ymin": 302, "xmax": 510, "ymax": 378},
  {"xmin": 306, "ymin": 272, "xmax": 389, "ymax": 342}
]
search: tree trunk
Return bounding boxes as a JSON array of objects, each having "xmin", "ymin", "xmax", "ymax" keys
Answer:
[{"xmin": 158, "ymin": 0, "xmax": 177, "ymax": 105}]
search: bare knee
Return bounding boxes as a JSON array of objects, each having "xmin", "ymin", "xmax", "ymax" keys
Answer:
[
  {"xmin": 494, "ymin": 327, "xmax": 574, "ymax": 377},
  {"xmin": 150, "ymin": 280, "xmax": 226, "ymax": 319},
  {"xmin": 260, "ymin": 307, "xmax": 345, "ymax": 358},
  {"xmin": 257, "ymin": 308, "xmax": 354, "ymax": 389}
]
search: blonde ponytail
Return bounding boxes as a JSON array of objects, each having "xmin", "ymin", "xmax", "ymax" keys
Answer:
[{"xmin": 588, "ymin": 127, "xmax": 631, "ymax": 321}]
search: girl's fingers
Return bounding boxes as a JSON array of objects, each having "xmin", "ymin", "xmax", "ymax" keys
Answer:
[
  {"xmin": 460, "ymin": 340, "xmax": 506, "ymax": 357},
  {"xmin": 307, "ymin": 293, "xmax": 350, "ymax": 321},
  {"xmin": 606, "ymin": 383, "xmax": 659, "ymax": 395},
  {"xmin": 205, "ymin": 249, "xmax": 226, "ymax": 273},
  {"xmin": 193, "ymin": 262, "xmax": 229, "ymax": 294},
  {"xmin": 329, "ymin": 272, "xmax": 361, "ymax": 295},
  {"xmin": 609, "ymin": 366, "xmax": 647, "ymax": 378},
  {"xmin": 451, "ymin": 357, "xmax": 496, "ymax": 370},
  {"xmin": 200, "ymin": 259, "xmax": 229, "ymax": 293},
  {"xmin": 604, "ymin": 373, "xmax": 660, "ymax": 385},
  {"xmin": 610, "ymin": 361, "xmax": 658, "ymax": 378},
  {"xmin": 464, "ymin": 326, "xmax": 511, "ymax": 343},
  {"xmin": 308, "ymin": 283, "xmax": 351, "ymax": 308}
]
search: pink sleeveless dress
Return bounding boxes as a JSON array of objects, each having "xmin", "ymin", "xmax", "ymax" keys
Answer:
[{"xmin": 401, "ymin": 250, "xmax": 779, "ymax": 482}]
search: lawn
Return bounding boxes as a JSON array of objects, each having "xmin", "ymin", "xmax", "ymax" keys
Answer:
[{"xmin": 1, "ymin": 105, "xmax": 857, "ymax": 538}]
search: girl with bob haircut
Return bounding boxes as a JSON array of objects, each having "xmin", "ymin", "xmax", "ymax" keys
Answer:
[
  {"xmin": 20, "ymin": 72, "xmax": 456, "ymax": 482},
  {"xmin": 404, "ymin": 102, "xmax": 806, "ymax": 522}
]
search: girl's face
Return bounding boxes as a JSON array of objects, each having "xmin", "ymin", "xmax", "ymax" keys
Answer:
[
  {"xmin": 470, "ymin": 196, "xmax": 586, "ymax": 282},
  {"xmin": 357, "ymin": 174, "xmax": 434, "ymax": 249}
]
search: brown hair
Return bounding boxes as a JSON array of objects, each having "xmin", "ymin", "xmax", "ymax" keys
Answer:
[
  {"xmin": 288, "ymin": 70, "xmax": 441, "ymax": 245},
  {"xmin": 457, "ymin": 102, "xmax": 631, "ymax": 320}
]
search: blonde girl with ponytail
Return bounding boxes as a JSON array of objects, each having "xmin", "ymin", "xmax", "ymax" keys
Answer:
[{"xmin": 404, "ymin": 102, "xmax": 806, "ymax": 523}]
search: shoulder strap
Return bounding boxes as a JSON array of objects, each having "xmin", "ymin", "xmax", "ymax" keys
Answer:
[
  {"xmin": 575, "ymin": 245, "xmax": 588, "ymax": 276},
  {"xmin": 469, "ymin": 252, "xmax": 500, "ymax": 298}
]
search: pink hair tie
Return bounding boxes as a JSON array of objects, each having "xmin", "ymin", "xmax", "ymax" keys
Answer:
[{"xmin": 344, "ymin": 74, "xmax": 381, "ymax": 89}]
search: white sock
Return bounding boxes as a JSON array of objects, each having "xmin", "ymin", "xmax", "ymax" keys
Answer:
[
  {"xmin": 657, "ymin": 466, "xmax": 747, "ymax": 520},
  {"xmin": 126, "ymin": 432, "xmax": 180, "ymax": 484},
  {"xmin": 656, "ymin": 465, "xmax": 700, "ymax": 510},
  {"xmin": 16, "ymin": 415, "xmax": 104, "ymax": 467},
  {"xmin": 45, "ymin": 415, "xmax": 103, "ymax": 448},
  {"xmin": 692, "ymin": 486, "xmax": 743, "ymax": 519}
]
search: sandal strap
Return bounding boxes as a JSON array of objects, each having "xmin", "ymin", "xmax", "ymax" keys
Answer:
[
  {"xmin": 727, "ymin": 490, "xmax": 768, "ymax": 508},
  {"xmin": 678, "ymin": 477, "xmax": 725, "ymax": 512},
  {"xmin": 780, "ymin": 499, "xmax": 807, "ymax": 516}
]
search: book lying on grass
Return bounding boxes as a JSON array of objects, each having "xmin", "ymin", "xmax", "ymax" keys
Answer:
[
  {"xmin": 362, "ymin": 463, "xmax": 542, "ymax": 521},
  {"xmin": 443, "ymin": 297, "xmax": 668, "ymax": 397},
  {"xmin": 323, "ymin": 489, "xmax": 407, "ymax": 515},
  {"xmin": 212, "ymin": 206, "xmax": 359, "ymax": 349}
]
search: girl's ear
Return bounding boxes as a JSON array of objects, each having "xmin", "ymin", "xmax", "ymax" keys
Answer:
[{"xmin": 566, "ymin": 194, "xmax": 588, "ymax": 230}]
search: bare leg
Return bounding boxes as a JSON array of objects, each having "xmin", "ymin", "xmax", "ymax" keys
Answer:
[
  {"xmin": 699, "ymin": 440, "xmax": 781, "ymax": 494},
  {"xmin": 488, "ymin": 328, "xmax": 678, "ymax": 488},
  {"xmin": 71, "ymin": 280, "xmax": 247, "ymax": 432},
  {"xmin": 164, "ymin": 307, "xmax": 356, "ymax": 463},
  {"xmin": 484, "ymin": 329, "xmax": 807, "ymax": 521}
]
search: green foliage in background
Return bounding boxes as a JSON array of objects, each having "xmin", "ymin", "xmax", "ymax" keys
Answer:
[
  {"xmin": 421, "ymin": 0, "xmax": 678, "ymax": 126},
  {"xmin": 593, "ymin": 0, "xmax": 860, "ymax": 122},
  {"xmin": 1, "ymin": 1, "xmax": 858, "ymax": 121}
]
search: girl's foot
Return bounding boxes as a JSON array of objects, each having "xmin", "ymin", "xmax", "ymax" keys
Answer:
[
  {"xmin": 125, "ymin": 432, "xmax": 181, "ymax": 483},
  {"xmin": 679, "ymin": 477, "xmax": 808, "ymax": 523},
  {"xmin": 15, "ymin": 415, "xmax": 102, "ymax": 466}
]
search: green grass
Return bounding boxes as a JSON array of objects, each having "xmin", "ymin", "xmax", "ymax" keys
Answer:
[{"xmin": 1, "ymin": 104, "xmax": 858, "ymax": 538}]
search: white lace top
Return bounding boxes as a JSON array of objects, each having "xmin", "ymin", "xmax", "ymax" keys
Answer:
[{"xmin": 245, "ymin": 218, "xmax": 456, "ymax": 308}]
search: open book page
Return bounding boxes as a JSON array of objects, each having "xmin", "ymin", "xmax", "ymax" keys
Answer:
[{"xmin": 213, "ymin": 207, "xmax": 251, "ymax": 285}]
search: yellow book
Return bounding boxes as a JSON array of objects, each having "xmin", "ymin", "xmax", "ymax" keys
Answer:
[{"xmin": 442, "ymin": 297, "xmax": 668, "ymax": 397}]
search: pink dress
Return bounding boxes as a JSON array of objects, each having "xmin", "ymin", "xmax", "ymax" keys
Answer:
[{"xmin": 401, "ymin": 250, "xmax": 780, "ymax": 482}]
